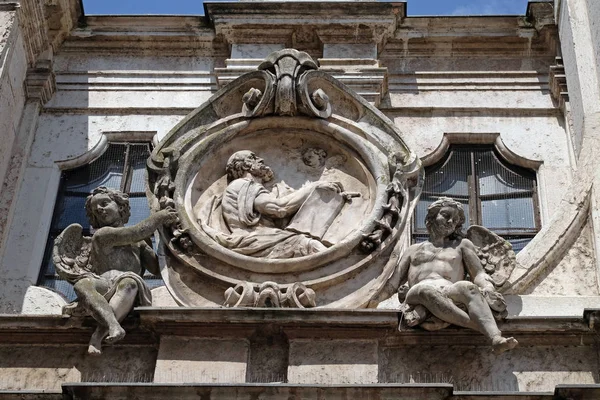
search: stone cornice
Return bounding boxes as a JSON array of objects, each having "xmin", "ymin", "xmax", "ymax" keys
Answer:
[
  {"xmin": 57, "ymin": 383, "xmax": 600, "ymax": 400},
  {"xmin": 61, "ymin": 15, "xmax": 225, "ymax": 56},
  {"xmin": 204, "ymin": 1, "xmax": 404, "ymax": 49},
  {"xmin": 0, "ymin": 308, "xmax": 597, "ymax": 347},
  {"xmin": 54, "ymin": 4, "xmax": 558, "ymax": 62}
]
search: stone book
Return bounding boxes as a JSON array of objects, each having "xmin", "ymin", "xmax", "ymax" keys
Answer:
[{"xmin": 286, "ymin": 187, "xmax": 345, "ymax": 245}]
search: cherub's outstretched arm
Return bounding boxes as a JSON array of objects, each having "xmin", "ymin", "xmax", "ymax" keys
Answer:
[{"xmin": 93, "ymin": 209, "xmax": 178, "ymax": 248}]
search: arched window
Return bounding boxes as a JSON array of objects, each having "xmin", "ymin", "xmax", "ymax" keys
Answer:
[
  {"xmin": 37, "ymin": 142, "xmax": 163, "ymax": 300},
  {"xmin": 413, "ymin": 145, "xmax": 540, "ymax": 252}
]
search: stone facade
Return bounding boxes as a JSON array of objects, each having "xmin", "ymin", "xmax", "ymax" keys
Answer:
[{"xmin": 1, "ymin": 0, "xmax": 600, "ymax": 398}]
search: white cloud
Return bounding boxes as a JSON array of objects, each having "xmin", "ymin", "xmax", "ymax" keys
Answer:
[{"xmin": 451, "ymin": 0, "xmax": 530, "ymax": 16}]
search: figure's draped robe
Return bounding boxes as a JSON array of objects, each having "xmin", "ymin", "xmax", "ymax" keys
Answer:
[{"xmin": 202, "ymin": 178, "xmax": 321, "ymax": 259}]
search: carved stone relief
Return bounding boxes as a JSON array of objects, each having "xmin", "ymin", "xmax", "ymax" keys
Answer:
[{"xmin": 146, "ymin": 49, "xmax": 424, "ymax": 308}]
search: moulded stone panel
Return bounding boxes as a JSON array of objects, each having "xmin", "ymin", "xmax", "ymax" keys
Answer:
[
  {"xmin": 21, "ymin": 285, "xmax": 66, "ymax": 315},
  {"xmin": 504, "ymin": 295, "xmax": 600, "ymax": 317},
  {"xmin": 44, "ymin": 90, "xmax": 214, "ymax": 110},
  {"xmin": 52, "ymin": 54, "xmax": 218, "ymax": 73},
  {"xmin": 381, "ymin": 56, "xmax": 556, "ymax": 74},
  {"xmin": 525, "ymin": 219, "xmax": 599, "ymax": 296},
  {"xmin": 27, "ymin": 114, "xmax": 183, "ymax": 168},
  {"xmin": 231, "ymin": 44, "xmax": 285, "ymax": 59},
  {"xmin": 379, "ymin": 344, "xmax": 598, "ymax": 392},
  {"xmin": 151, "ymin": 286, "xmax": 179, "ymax": 307},
  {"xmin": 154, "ymin": 337, "xmax": 249, "ymax": 383},
  {"xmin": 288, "ymin": 339, "xmax": 378, "ymax": 384},
  {"xmin": 586, "ymin": 0, "xmax": 600, "ymax": 86},
  {"xmin": 6, "ymin": 33, "xmax": 27, "ymax": 132},
  {"xmin": 0, "ymin": 345, "xmax": 158, "ymax": 391},
  {"xmin": 0, "ymin": 74, "xmax": 18, "ymax": 138},
  {"xmin": 379, "ymin": 294, "xmax": 600, "ymax": 317},
  {"xmin": 0, "ymin": 165, "xmax": 60, "ymax": 313},
  {"xmin": 0, "ymin": 11, "xmax": 16, "ymax": 62},
  {"xmin": 323, "ymin": 43, "xmax": 377, "ymax": 59},
  {"xmin": 388, "ymin": 90, "xmax": 557, "ymax": 110},
  {"xmin": 557, "ymin": 0, "xmax": 600, "ymax": 156},
  {"xmin": 0, "ymin": 94, "xmax": 16, "ymax": 188}
]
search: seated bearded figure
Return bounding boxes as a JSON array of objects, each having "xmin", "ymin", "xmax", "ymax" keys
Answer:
[
  {"xmin": 201, "ymin": 150, "xmax": 343, "ymax": 259},
  {"xmin": 373, "ymin": 197, "xmax": 518, "ymax": 354}
]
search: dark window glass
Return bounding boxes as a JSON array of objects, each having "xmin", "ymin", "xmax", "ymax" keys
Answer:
[
  {"xmin": 413, "ymin": 146, "xmax": 540, "ymax": 251},
  {"xmin": 37, "ymin": 142, "xmax": 164, "ymax": 301}
]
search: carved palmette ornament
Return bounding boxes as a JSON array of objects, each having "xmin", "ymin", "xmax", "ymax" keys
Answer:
[
  {"xmin": 223, "ymin": 281, "xmax": 316, "ymax": 309},
  {"xmin": 240, "ymin": 49, "xmax": 332, "ymax": 119},
  {"xmin": 146, "ymin": 49, "xmax": 424, "ymax": 308}
]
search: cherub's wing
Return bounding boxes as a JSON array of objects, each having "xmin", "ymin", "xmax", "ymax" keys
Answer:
[
  {"xmin": 52, "ymin": 224, "xmax": 93, "ymax": 284},
  {"xmin": 466, "ymin": 225, "xmax": 516, "ymax": 287}
]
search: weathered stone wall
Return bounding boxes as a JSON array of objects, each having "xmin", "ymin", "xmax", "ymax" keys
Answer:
[
  {"xmin": 0, "ymin": 5, "xmax": 36, "ymax": 314},
  {"xmin": 556, "ymin": 0, "xmax": 600, "ymax": 156},
  {"xmin": 0, "ymin": 5, "xmax": 27, "ymax": 249},
  {"xmin": 1, "ymin": 310, "xmax": 598, "ymax": 393},
  {"xmin": 0, "ymin": 345, "xmax": 158, "ymax": 391},
  {"xmin": 4, "ymin": 5, "xmax": 581, "ymax": 313}
]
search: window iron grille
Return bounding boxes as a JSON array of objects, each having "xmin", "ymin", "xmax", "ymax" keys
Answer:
[
  {"xmin": 38, "ymin": 142, "xmax": 164, "ymax": 301},
  {"xmin": 413, "ymin": 145, "xmax": 540, "ymax": 252}
]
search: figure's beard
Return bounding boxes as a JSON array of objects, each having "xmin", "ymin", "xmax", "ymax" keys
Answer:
[{"xmin": 251, "ymin": 164, "xmax": 274, "ymax": 182}]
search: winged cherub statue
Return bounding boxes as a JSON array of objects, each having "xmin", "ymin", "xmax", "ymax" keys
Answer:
[
  {"xmin": 53, "ymin": 186, "xmax": 177, "ymax": 355},
  {"xmin": 372, "ymin": 197, "xmax": 518, "ymax": 354}
]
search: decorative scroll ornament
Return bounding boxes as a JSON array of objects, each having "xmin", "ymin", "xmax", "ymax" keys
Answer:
[
  {"xmin": 241, "ymin": 48, "xmax": 332, "ymax": 119},
  {"xmin": 146, "ymin": 49, "xmax": 424, "ymax": 308},
  {"xmin": 223, "ymin": 281, "xmax": 316, "ymax": 309}
]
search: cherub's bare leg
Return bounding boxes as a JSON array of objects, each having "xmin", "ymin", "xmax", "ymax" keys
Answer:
[
  {"xmin": 406, "ymin": 283, "xmax": 478, "ymax": 330},
  {"xmin": 88, "ymin": 326, "xmax": 108, "ymax": 355},
  {"xmin": 73, "ymin": 278, "xmax": 119, "ymax": 355},
  {"xmin": 105, "ymin": 277, "xmax": 139, "ymax": 344},
  {"xmin": 445, "ymin": 281, "xmax": 517, "ymax": 353}
]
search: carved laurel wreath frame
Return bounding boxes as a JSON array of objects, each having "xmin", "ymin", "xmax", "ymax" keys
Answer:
[{"xmin": 146, "ymin": 49, "xmax": 423, "ymax": 308}]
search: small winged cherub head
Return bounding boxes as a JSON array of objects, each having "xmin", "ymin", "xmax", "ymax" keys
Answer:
[
  {"xmin": 302, "ymin": 147, "xmax": 327, "ymax": 168},
  {"xmin": 425, "ymin": 197, "xmax": 466, "ymax": 240},
  {"xmin": 85, "ymin": 186, "xmax": 131, "ymax": 229}
]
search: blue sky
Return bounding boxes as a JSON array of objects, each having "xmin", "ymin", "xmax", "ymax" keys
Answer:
[{"xmin": 82, "ymin": 0, "xmax": 532, "ymax": 16}]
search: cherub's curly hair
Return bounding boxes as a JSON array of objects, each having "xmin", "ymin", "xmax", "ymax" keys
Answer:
[
  {"xmin": 85, "ymin": 186, "xmax": 131, "ymax": 228},
  {"xmin": 302, "ymin": 147, "xmax": 327, "ymax": 167},
  {"xmin": 425, "ymin": 197, "xmax": 466, "ymax": 239}
]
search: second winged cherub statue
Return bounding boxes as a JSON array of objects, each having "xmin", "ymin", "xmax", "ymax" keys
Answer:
[
  {"xmin": 53, "ymin": 186, "xmax": 178, "ymax": 355},
  {"xmin": 372, "ymin": 197, "xmax": 518, "ymax": 354}
]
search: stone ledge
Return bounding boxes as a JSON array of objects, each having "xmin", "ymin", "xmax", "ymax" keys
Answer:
[
  {"xmin": 1, "ymin": 308, "xmax": 597, "ymax": 346},
  {"xmin": 59, "ymin": 383, "xmax": 600, "ymax": 400},
  {"xmin": 0, "ymin": 392, "xmax": 62, "ymax": 400},
  {"xmin": 0, "ymin": 314, "xmax": 154, "ymax": 345}
]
